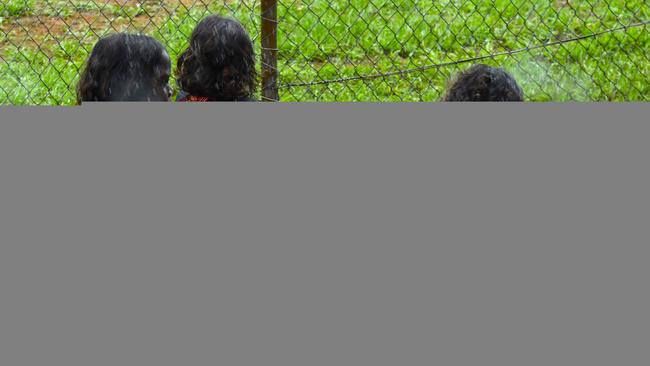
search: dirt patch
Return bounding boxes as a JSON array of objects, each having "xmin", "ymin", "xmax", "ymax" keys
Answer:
[
  {"xmin": 1, "ymin": 0, "xmax": 248, "ymax": 53},
  {"xmin": 161, "ymin": 0, "xmax": 251, "ymax": 12},
  {"xmin": 2, "ymin": 12, "xmax": 159, "ymax": 49},
  {"xmin": 104, "ymin": 0, "xmax": 145, "ymax": 5}
]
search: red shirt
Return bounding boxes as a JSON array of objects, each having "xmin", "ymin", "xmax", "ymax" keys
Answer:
[{"xmin": 179, "ymin": 95, "xmax": 209, "ymax": 102}]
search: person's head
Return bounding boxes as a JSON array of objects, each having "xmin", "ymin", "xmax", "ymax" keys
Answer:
[
  {"xmin": 77, "ymin": 33, "xmax": 172, "ymax": 103},
  {"xmin": 443, "ymin": 64, "xmax": 523, "ymax": 101},
  {"xmin": 176, "ymin": 15, "xmax": 257, "ymax": 101}
]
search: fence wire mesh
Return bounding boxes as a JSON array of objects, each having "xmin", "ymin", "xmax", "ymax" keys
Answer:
[
  {"xmin": 1, "ymin": 0, "xmax": 260, "ymax": 104},
  {"xmin": 1, "ymin": 0, "xmax": 649, "ymax": 104}
]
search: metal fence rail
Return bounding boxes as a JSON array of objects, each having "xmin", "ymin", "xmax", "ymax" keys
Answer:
[{"xmin": 1, "ymin": 0, "xmax": 649, "ymax": 104}]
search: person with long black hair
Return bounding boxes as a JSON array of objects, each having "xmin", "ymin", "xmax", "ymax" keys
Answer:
[
  {"xmin": 76, "ymin": 33, "xmax": 172, "ymax": 103},
  {"xmin": 175, "ymin": 15, "xmax": 257, "ymax": 102}
]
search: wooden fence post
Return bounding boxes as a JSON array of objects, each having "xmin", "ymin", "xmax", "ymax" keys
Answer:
[{"xmin": 261, "ymin": 0, "xmax": 279, "ymax": 101}]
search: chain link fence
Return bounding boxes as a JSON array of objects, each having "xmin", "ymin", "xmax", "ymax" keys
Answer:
[
  {"xmin": 1, "ymin": 0, "xmax": 260, "ymax": 104},
  {"xmin": 1, "ymin": 0, "xmax": 649, "ymax": 104}
]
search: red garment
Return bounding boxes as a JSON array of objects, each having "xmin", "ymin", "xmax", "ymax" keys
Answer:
[{"xmin": 180, "ymin": 95, "xmax": 209, "ymax": 102}]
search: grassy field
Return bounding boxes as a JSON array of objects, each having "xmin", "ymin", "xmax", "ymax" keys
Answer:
[{"xmin": 1, "ymin": 0, "xmax": 648, "ymax": 104}]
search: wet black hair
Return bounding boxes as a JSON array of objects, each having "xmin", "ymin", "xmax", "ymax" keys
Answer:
[
  {"xmin": 444, "ymin": 64, "xmax": 524, "ymax": 101},
  {"xmin": 77, "ymin": 33, "xmax": 172, "ymax": 103},
  {"xmin": 176, "ymin": 15, "xmax": 257, "ymax": 101}
]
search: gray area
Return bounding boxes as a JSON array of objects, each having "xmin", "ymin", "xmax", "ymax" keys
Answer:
[{"xmin": 1, "ymin": 103, "xmax": 649, "ymax": 366}]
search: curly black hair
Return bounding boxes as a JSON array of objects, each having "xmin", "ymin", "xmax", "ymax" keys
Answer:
[
  {"xmin": 443, "ymin": 64, "xmax": 524, "ymax": 101},
  {"xmin": 175, "ymin": 15, "xmax": 257, "ymax": 101},
  {"xmin": 76, "ymin": 33, "xmax": 172, "ymax": 103}
]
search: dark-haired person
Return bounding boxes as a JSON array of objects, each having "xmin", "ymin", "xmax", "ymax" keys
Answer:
[
  {"xmin": 443, "ymin": 64, "xmax": 523, "ymax": 101},
  {"xmin": 76, "ymin": 33, "xmax": 172, "ymax": 103},
  {"xmin": 175, "ymin": 15, "xmax": 257, "ymax": 102}
]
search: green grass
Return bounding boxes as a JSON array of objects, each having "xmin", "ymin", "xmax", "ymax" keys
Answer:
[
  {"xmin": 1, "ymin": 0, "xmax": 648, "ymax": 104},
  {"xmin": 1, "ymin": 0, "xmax": 35, "ymax": 17}
]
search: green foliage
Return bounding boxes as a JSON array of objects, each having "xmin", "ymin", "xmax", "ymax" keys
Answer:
[
  {"xmin": 0, "ymin": 0, "xmax": 648, "ymax": 104},
  {"xmin": 1, "ymin": 0, "xmax": 36, "ymax": 17}
]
